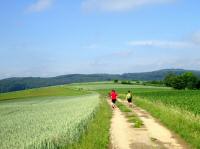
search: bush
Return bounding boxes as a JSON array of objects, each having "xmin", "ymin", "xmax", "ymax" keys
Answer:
[
  {"xmin": 121, "ymin": 80, "xmax": 131, "ymax": 84},
  {"xmin": 113, "ymin": 80, "xmax": 118, "ymax": 83}
]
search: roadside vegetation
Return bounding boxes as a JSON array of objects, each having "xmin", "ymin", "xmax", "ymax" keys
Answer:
[
  {"xmin": 69, "ymin": 96, "xmax": 112, "ymax": 149},
  {"xmin": 134, "ymin": 97, "xmax": 200, "ymax": 149}
]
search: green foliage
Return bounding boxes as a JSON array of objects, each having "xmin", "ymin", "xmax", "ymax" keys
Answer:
[
  {"xmin": 164, "ymin": 72, "xmax": 199, "ymax": 90},
  {"xmin": 113, "ymin": 79, "xmax": 118, "ymax": 83},
  {"xmin": 136, "ymin": 80, "xmax": 140, "ymax": 84},
  {"xmin": 164, "ymin": 73, "xmax": 177, "ymax": 87},
  {"xmin": 171, "ymin": 75, "xmax": 186, "ymax": 89},
  {"xmin": 196, "ymin": 80, "xmax": 200, "ymax": 89},
  {"xmin": 121, "ymin": 80, "xmax": 132, "ymax": 84},
  {"xmin": 182, "ymin": 72, "xmax": 198, "ymax": 89}
]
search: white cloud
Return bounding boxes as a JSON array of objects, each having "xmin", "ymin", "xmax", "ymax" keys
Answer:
[
  {"xmin": 82, "ymin": 0, "xmax": 175, "ymax": 12},
  {"xmin": 27, "ymin": 0, "xmax": 53, "ymax": 12},
  {"xmin": 127, "ymin": 40, "xmax": 195, "ymax": 49}
]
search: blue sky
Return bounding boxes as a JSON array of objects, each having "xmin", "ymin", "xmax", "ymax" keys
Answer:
[{"xmin": 0, "ymin": 0, "xmax": 200, "ymax": 79}]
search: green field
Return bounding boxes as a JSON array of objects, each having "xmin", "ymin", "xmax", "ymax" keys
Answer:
[
  {"xmin": 71, "ymin": 82, "xmax": 169, "ymax": 90},
  {"xmin": 103, "ymin": 88, "xmax": 200, "ymax": 115},
  {"xmin": 93, "ymin": 83, "xmax": 200, "ymax": 149},
  {"xmin": 0, "ymin": 85, "xmax": 88, "ymax": 101},
  {"xmin": 134, "ymin": 90, "xmax": 200, "ymax": 115},
  {"xmin": 111, "ymin": 87, "xmax": 200, "ymax": 149},
  {"xmin": 0, "ymin": 94, "xmax": 99, "ymax": 149},
  {"xmin": 1, "ymin": 82, "xmax": 200, "ymax": 149}
]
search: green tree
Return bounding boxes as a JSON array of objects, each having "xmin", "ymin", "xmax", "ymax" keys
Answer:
[
  {"xmin": 171, "ymin": 75, "xmax": 186, "ymax": 89},
  {"xmin": 164, "ymin": 73, "xmax": 176, "ymax": 87},
  {"xmin": 196, "ymin": 80, "xmax": 200, "ymax": 89},
  {"xmin": 181, "ymin": 72, "xmax": 198, "ymax": 89}
]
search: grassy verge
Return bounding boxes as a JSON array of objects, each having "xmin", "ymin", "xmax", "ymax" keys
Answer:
[
  {"xmin": 116, "ymin": 101, "xmax": 131, "ymax": 112},
  {"xmin": 68, "ymin": 96, "xmax": 112, "ymax": 149},
  {"xmin": 134, "ymin": 97, "xmax": 200, "ymax": 149},
  {"xmin": 116, "ymin": 101, "xmax": 143, "ymax": 128}
]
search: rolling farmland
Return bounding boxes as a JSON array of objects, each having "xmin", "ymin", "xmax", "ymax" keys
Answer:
[
  {"xmin": 0, "ymin": 88, "xmax": 99, "ymax": 149},
  {"xmin": 1, "ymin": 82, "xmax": 200, "ymax": 148}
]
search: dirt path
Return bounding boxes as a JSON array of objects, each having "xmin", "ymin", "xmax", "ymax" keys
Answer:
[{"xmin": 109, "ymin": 99, "xmax": 189, "ymax": 149}]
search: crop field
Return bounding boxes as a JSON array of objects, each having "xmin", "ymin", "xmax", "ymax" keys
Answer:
[
  {"xmin": 1, "ymin": 82, "xmax": 200, "ymax": 149},
  {"xmin": 98, "ymin": 86, "xmax": 200, "ymax": 115},
  {"xmin": 71, "ymin": 82, "xmax": 169, "ymax": 90},
  {"xmin": 133, "ymin": 90, "xmax": 200, "ymax": 115},
  {"xmin": 0, "ymin": 85, "xmax": 88, "ymax": 101},
  {"xmin": 0, "ymin": 94, "xmax": 99, "ymax": 149}
]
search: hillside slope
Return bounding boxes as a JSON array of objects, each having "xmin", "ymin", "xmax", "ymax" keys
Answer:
[{"xmin": 1, "ymin": 69, "xmax": 200, "ymax": 93}]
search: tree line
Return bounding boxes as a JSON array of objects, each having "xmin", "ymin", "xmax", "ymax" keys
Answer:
[{"xmin": 164, "ymin": 72, "xmax": 200, "ymax": 90}]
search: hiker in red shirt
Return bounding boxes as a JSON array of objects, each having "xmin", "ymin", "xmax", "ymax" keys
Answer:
[{"xmin": 110, "ymin": 90, "xmax": 118, "ymax": 109}]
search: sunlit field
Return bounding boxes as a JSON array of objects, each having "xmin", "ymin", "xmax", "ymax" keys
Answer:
[{"xmin": 0, "ymin": 89, "xmax": 99, "ymax": 149}]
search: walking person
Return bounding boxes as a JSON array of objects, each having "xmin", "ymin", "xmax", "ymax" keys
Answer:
[
  {"xmin": 126, "ymin": 90, "xmax": 133, "ymax": 107},
  {"xmin": 110, "ymin": 90, "xmax": 118, "ymax": 109}
]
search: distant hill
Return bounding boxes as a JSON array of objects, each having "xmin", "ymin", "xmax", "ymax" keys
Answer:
[
  {"xmin": 1, "ymin": 69, "xmax": 200, "ymax": 93},
  {"xmin": 122, "ymin": 69, "xmax": 200, "ymax": 81}
]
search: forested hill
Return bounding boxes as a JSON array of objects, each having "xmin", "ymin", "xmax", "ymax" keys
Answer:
[{"xmin": 1, "ymin": 69, "xmax": 200, "ymax": 93}]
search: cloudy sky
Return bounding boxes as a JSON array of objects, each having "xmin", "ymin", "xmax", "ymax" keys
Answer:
[{"xmin": 0, "ymin": 0, "xmax": 200, "ymax": 79}]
